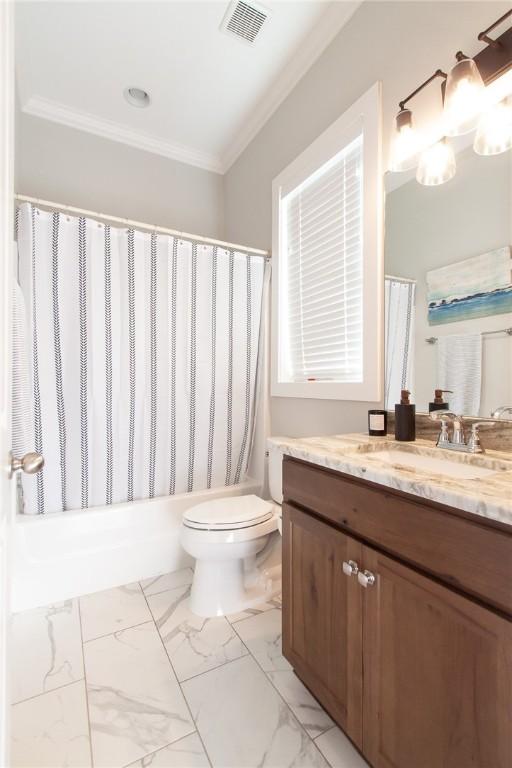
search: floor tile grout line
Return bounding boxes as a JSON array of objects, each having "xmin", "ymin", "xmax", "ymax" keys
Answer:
[
  {"xmin": 230, "ymin": 613, "xmax": 335, "ymax": 750},
  {"xmin": 313, "ymin": 726, "xmax": 369, "ymax": 768},
  {"xmin": 77, "ymin": 598, "xmax": 95, "ymax": 768},
  {"xmin": 139, "ymin": 584, "xmax": 214, "ymax": 768},
  {"xmin": 142, "ymin": 584, "xmax": 250, "ymax": 685},
  {"xmin": 120, "ymin": 731, "xmax": 208, "ymax": 768},
  {"xmin": 11, "ymin": 676, "xmax": 86, "ymax": 707},
  {"xmin": 176, "ymin": 642, "xmax": 251, "ymax": 685},
  {"xmin": 140, "ymin": 570, "xmax": 194, "ymax": 600},
  {"xmin": 176, "ymin": 632, "xmax": 332, "ymax": 768},
  {"xmin": 13, "ymin": 575, "xmax": 336, "ymax": 768},
  {"xmin": 313, "ymin": 725, "xmax": 338, "ymax": 742},
  {"xmin": 82, "ymin": 618, "xmax": 155, "ymax": 645},
  {"xmin": 227, "ymin": 600, "xmax": 283, "ymax": 627},
  {"xmin": 142, "ymin": 586, "xmax": 191, "ymax": 599}
]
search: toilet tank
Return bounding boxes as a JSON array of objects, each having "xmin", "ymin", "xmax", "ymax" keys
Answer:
[{"xmin": 267, "ymin": 440, "xmax": 284, "ymax": 504}]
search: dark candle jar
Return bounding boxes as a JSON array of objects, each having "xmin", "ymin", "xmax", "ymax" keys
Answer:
[{"xmin": 368, "ymin": 409, "xmax": 387, "ymax": 436}]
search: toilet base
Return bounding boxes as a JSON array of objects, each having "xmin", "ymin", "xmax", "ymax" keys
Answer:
[{"xmin": 189, "ymin": 558, "xmax": 281, "ymax": 617}]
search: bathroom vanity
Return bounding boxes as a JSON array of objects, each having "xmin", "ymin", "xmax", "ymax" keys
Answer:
[{"xmin": 273, "ymin": 435, "xmax": 512, "ymax": 768}]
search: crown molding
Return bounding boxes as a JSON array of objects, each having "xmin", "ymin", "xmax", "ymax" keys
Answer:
[
  {"xmin": 220, "ymin": 1, "xmax": 362, "ymax": 172},
  {"xmin": 22, "ymin": 95, "xmax": 224, "ymax": 174},
  {"xmin": 21, "ymin": 3, "xmax": 360, "ymax": 177}
]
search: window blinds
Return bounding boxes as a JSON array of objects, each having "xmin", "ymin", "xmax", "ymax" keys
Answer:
[{"xmin": 282, "ymin": 135, "xmax": 364, "ymax": 383}]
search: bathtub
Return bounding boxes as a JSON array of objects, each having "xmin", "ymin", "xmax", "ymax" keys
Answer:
[{"xmin": 11, "ymin": 479, "xmax": 260, "ymax": 612}]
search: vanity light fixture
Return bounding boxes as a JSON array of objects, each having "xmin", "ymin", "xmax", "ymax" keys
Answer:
[
  {"xmin": 444, "ymin": 52, "xmax": 486, "ymax": 136},
  {"xmin": 390, "ymin": 69, "xmax": 447, "ymax": 174},
  {"xmin": 391, "ymin": 8, "xmax": 512, "ymax": 184},
  {"xmin": 390, "ymin": 108, "xmax": 420, "ymax": 172},
  {"xmin": 391, "ymin": 108, "xmax": 419, "ymax": 171},
  {"xmin": 416, "ymin": 137, "xmax": 456, "ymax": 186},
  {"xmin": 474, "ymin": 96, "xmax": 512, "ymax": 155}
]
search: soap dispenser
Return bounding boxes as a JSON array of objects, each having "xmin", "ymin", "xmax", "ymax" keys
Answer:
[
  {"xmin": 395, "ymin": 389, "xmax": 416, "ymax": 442},
  {"xmin": 429, "ymin": 389, "xmax": 453, "ymax": 412}
]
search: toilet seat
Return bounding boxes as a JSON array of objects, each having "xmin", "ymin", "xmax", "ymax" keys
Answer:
[{"xmin": 183, "ymin": 495, "xmax": 274, "ymax": 531}]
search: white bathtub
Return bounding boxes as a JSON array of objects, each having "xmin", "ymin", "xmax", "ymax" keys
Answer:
[{"xmin": 11, "ymin": 479, "xmax": 260, "ymax": 612}]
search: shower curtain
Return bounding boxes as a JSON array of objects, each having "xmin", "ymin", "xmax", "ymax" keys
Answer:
[
  {"xmin": 16, "ymin": 203, "xmax": 266, "ymax": 514},
  {"xmin": 384, "ymin": 277, "xmax": 416, "ymax": 410}
]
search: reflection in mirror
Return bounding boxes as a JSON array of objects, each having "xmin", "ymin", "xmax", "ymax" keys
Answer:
[{"xmin": 384, "ymin": 146, "xmax": 512, "ymax": 419}]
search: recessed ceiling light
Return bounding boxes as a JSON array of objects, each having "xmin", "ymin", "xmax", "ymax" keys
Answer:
[{"xmin": 124, "ymin": 87, "xmax": 150, "ymax": 108}]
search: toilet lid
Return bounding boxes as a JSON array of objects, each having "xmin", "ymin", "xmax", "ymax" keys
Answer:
[{"xmin": 183, "ymin": 495, "xmax": 274, "ymax": 530}]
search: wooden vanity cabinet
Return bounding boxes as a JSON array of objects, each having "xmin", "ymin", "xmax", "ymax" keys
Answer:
[
  {"xmin": 282, "ymin": 456, "xmax": 512, "ymax": 768},
  {"xmin": 362, "ymin": 547, "xmax": 512, "ymax": 768},
  {"xmin": 282, "ymin": 502, "xmax": 363, "ymax": 747}
]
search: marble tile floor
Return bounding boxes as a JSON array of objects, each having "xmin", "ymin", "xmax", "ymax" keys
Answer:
[{"xmin": 10, "ymin": 567, "xmax": 369, "ymax": 768}]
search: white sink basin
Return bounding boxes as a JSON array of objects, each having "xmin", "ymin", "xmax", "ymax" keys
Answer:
[{"xmin": 365, "ymin": 448, "xmax": 502, "ymax": 480}]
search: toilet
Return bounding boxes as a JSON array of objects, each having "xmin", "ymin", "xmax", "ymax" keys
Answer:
[{"xmin": 181, "ymin": 445, "xmax": 283, "ymax": 617}]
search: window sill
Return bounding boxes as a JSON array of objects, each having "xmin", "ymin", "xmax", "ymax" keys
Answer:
[{"xmin": 271, "ymin": 379, "xmax": 381, "ymax": 401}]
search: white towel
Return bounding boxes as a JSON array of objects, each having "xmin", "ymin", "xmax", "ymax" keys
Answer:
[
  {"xmin": 12, "ymin": 279, "xmax": 32, "ymax": 458},
  {"xmin": 437, "ymin": 333, "xmax": 482, "ymax": 415}
]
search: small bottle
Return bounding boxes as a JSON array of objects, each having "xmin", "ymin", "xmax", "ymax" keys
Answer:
[
  {"xmin": 395, "ymin": 389, "xmax": 416, "ymax": 442},
  {"xmin": 368, "ymin": 409, "xmax": 387, "ymax": 436},
  {"xmin": 429, "ymin": 389, "xmax": 452, "ymax": 412}
]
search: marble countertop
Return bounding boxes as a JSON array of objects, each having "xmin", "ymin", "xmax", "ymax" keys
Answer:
[{"xmin": 268, "ymin": 433, "xmax": 512, "ymax": 527}]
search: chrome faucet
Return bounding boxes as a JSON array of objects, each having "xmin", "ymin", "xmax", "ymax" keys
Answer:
[
  {"xmin": 491, "ymin": 405, "xmax": 512, "ymax": 419},
  {"xmin": 430, "ymin": 411, "xmax": 494, "ymax": 454}
]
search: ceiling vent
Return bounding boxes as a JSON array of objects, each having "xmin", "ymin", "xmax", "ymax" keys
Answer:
[{"xmin": 220, "ymin": 0, "xmax": 270, "ymax": 45}]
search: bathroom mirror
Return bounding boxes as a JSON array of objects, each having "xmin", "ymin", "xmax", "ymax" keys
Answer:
[{"xmin": 384, "ymin": 145, "xmax": 512, "ymax": 419}]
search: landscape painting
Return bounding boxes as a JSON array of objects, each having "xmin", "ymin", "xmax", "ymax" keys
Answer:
[{"xmin": 427, "ymin": 246, "xmax": 512, "ymax": 326}]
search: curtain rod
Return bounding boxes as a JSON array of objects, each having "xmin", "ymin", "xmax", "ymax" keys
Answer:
[{"xmin": 15, "ymin": 194, "xmax": 271, "ymax": 259}]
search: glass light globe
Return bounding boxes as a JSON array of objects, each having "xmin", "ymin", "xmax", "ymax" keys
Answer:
[
  {"xmin": 390, "ymin": 108, "xmax": 421, "ymax": 172},
  {"xmin": 444, "ymin": 56, "xmax": 485, "ymax": 136},
  {"xmin": 474, "ymin": 97, "xmax": 512, "ymax": 156},
  {"xmin": 416, "ymin": 139, "xmax": 456, "ymax": 186}
]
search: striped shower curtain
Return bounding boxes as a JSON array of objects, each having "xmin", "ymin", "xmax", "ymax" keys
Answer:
[
  {"xmin": 384, "ymin": 277, "xmax": 416, "ymax": 410},
  {"xmin": 16, "ymin": 204, "xmax": 266, "ymax": 514}
]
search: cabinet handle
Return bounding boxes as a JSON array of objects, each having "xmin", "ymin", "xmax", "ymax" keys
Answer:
[
  {"xmin": 342, "ymin": 560, "xmax": 359, "ymax": 576},
  {"xmin": 357, "ymin": 569, "xmax": 376, "ymax": 588}
]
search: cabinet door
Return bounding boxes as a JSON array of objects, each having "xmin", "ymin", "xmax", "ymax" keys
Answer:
[
  {"xmin": 362, "ymin": 546, "xmax": 512, "ymax": 768},
  {"xmin": 282, "ymin": 502, "xmax": 363, "ymax": 746}
]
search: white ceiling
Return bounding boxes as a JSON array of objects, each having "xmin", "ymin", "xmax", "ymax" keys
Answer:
[{"xmin": 15, "ymin": 1, "xmax": 360, "ymax": 174}]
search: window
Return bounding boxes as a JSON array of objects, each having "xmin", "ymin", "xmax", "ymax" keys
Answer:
[
  {"xmin": 283, "ymin": 136, "xmax": 363, "ymax": 385},
  {"xmin": 272, "ymin": 83, "xmax": 382, "ymax": 400}
]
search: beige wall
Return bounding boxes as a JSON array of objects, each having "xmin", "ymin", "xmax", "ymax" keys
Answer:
[
  {"xmin": 223, "ymin": 0, "xmax": 510, "ymax": 437},
  {"xmin": 15, "ymin": 111, "xmax": 225, "ymax": 240}
]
